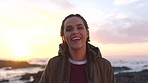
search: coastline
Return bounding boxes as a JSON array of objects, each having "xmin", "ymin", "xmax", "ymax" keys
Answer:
[
  {"xmin": 0, "ymin": 60, "xmax": 148, "ymax": 83},
  {"xmin": 2, "ymin": 67, "xmax": 147, "ymax": 83}
]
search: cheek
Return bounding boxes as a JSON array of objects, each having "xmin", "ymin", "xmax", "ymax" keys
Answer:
[
  {"xmin": 63, "ymin": 30, "xmax": 68, "ymax": 41},
  {"xmin": 82, "ymin": 31, "xmax": 88, "ymax": 38},
  {"xmin": 85, "ymin": 30, "xmax": 89, "ymax": 38},
  {"xmin": 64, "ymin": 33, "xmax": 70, "ymax": 42}
]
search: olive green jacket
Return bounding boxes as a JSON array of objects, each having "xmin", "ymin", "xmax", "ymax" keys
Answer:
[{"xmin": 39, "ymin": 43, "xmax": 116, "ymax": 83}]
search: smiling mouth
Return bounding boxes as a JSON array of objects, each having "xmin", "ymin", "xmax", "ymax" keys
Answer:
[{"xmin": 71, "ymin": 37, "xmax": 81, "ymax": 41}]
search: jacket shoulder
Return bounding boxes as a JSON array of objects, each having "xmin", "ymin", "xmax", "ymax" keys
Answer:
[
  {"xmin": 97, "ymin": 57, "xmax": 112, "ymax": 67},
  {"xmin": 47, "ymin": 56, "xmax": 62, "ymax": 66},
  {"xmin": 39, "ymin": 56, "xmax": 63, "ymax": 83},
  {"xmin": 93, "ymin": 57, "xmax": 113, "ymax": 73}
]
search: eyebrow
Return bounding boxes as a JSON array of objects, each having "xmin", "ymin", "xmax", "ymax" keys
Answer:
[
  {"xmin": 76, "ymin": 24, "xmax": 83, "ymax": 27},
  {"xmin": 65, "ymin": 24, "xmax": 83, "ymax": 28}
]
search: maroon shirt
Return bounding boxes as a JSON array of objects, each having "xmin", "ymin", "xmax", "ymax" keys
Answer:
[{"xmin": 69, "ymin": 60, "xmax": 88, "ymax": 83}]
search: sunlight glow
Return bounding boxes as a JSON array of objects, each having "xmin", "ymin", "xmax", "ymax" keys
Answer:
[
  {"xmin": 11, "ymin": 41, "xmax": 30, "ymax": 57},
  {"xmin": 0, "ymin": 0, "xmax": 147, "ymax": 61}
]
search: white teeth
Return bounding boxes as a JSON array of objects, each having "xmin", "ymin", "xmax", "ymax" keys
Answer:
[{"xmin": 72, "ymin": 37, "xmax": 80, "ymax": 40}]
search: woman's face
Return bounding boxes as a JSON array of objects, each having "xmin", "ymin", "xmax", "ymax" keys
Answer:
[{"xmin": 63, "ymin": 16, "xmax": 88, "ymax": 50}]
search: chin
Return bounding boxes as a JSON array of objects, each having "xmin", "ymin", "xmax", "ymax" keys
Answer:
[{"xmin": 71, "ymin": 44, "xmax": 84, "ymax": 50}]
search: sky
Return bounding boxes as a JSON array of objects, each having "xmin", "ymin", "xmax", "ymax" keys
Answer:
[{"xmin": 0, "ymin": 0, "xmax": 148, "ymax": 61}]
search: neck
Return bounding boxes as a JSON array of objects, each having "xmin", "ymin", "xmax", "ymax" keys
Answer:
[{"xmin": 69, "ymin": 44, "xmax": 87, "ymax": 61}]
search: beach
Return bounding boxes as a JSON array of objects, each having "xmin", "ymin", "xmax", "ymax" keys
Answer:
[{"xmin": 0, "ymin": 56, "xmax": 148, "ymax": 83}]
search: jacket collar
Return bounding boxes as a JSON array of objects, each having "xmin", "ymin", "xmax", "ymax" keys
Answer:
[
  {"xmin": 87, "ymin": 43, "xmax": 102, "ymax": 63},
  {"xmin": 58, "ymin": 43, "xmax": 102, "ymax": 62}
]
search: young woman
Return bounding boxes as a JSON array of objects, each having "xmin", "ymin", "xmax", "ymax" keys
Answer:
[{"xmin": 39, "ymin": 14, "xmax": 116, "ymax": 83}]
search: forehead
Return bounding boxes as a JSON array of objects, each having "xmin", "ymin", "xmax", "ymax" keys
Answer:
[{"xmin": 64, "ymin": 16, "xmax": 84, "ymax": 27}]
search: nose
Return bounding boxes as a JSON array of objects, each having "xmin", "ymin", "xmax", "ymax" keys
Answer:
[{"xmin": 72, "ymin": 29, "xmax": 79, "ymax": 35}]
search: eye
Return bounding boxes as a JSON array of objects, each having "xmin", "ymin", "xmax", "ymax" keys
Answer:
[
  {"xmin": 65, "ymin": 26, "xmax": 73, "ymax": 32},
  {"xmin": 78, "ymin": 26, "xmax": 84, "ymax": 30}
]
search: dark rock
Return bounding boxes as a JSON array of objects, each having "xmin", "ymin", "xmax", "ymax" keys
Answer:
[
  {"xmin": 19, "ymin": 71, "xmax": 43, "ymax": 83},
  {"xmin": 29, "ymin": 69, "xmax": 148, "ymax": 83},
  {"xmin": 143, "ymin": 65, "xmax": 148, "ymax": 67},
  {"xmin": 141, "ymin": 69, "xmax": 148, "ymax": 72},
  {"xmin": 29, "ymin": 71, "xmax": 43, "ymax": 83},
  {"xmin": 20, "ymin": 73, "xmax": 34, "ymax": 80},
  {"xmin": 0, "ymin": 79, "xmax": 9, "ymax": 82},
  {"xmin": 115, "ymin": 69, "xmax": 148, "ymax": 83},
  {"xmin": 8, "ymin": 67, "xmax": 146, "ymax": 83},
  {"xmin": 113, "ymin": 66, "xmax": 131, "ymax": 72}
]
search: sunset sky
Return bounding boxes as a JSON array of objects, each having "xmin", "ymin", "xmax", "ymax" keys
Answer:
[{"xmin": 0, "ymin": 0, "xmax": 148, "ymax": 61}]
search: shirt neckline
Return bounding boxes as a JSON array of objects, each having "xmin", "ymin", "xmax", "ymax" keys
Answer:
[{"xmin": 69, "ymin": 58, "xmax": 87, "ymax": 65}]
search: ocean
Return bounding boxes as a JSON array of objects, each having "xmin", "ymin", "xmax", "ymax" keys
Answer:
[
  {"xmin": 107, "ymin": 56, "xmax": 148, "ymax": 73},
  {"xmin": 0, "ymin": 56, "xmax": 148, "ymax": 83}
]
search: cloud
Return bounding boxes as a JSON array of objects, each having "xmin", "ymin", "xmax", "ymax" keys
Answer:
[
  {"xmin": 114, "ymin": 0, "xmax": 139, "ymax": 6},
  {"xmin": 137, "ymin": 2, "xmax": 148, "ymax": 8},
  {"xmin": 50, "ymin": 0, "xmax": 74, "ymax": 9},
  {"xmin": 91, "ymin": 13, "xmax": 148, "ymax": 44}
]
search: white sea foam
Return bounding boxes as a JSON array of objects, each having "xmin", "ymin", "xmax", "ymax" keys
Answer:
[
  {"xmin": 106, "ymin": 56, "xmax": 148, "ymax": 72},
  {"xmin": 0, "ymin": 67, "xmax": 43, "ymax": 82},
  {"xmin": 0, "ymin": 56, "xmax": 148, "ymax": 82},
  {"xmin": 28, "ymin": 58, "xmax": 50, "ymax": 65}
]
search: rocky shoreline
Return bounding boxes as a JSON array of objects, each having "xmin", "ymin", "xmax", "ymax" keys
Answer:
[
  {"xmin": 0, "ymin": 60, "xmax": 148, "ymax": 83},
  {"xmin": 22, "ymin": 69, "xmax": 148, "ymax": 83},
  {"xmin": 0, "ymin": 60, "xmax": 44, "ymax": 69},
  {"xmin": 14, "ymin": 69, "xmax": 148, "ymax": 83},
  {"xmin": 1, "ymin": 68, "xmax": 148, "ymax": 83}
]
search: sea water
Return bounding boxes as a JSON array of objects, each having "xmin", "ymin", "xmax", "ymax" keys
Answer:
[
  {"xmin": 0, "ymin": 56, "xmax": 148, "ymax": 83},
  {"xmin": 0, "ymin": 67, "xmax": 43, "ymax": 83},
  {"xmin": 106, "ymin": 56, "xmax": 148, "ymax": 73}
]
